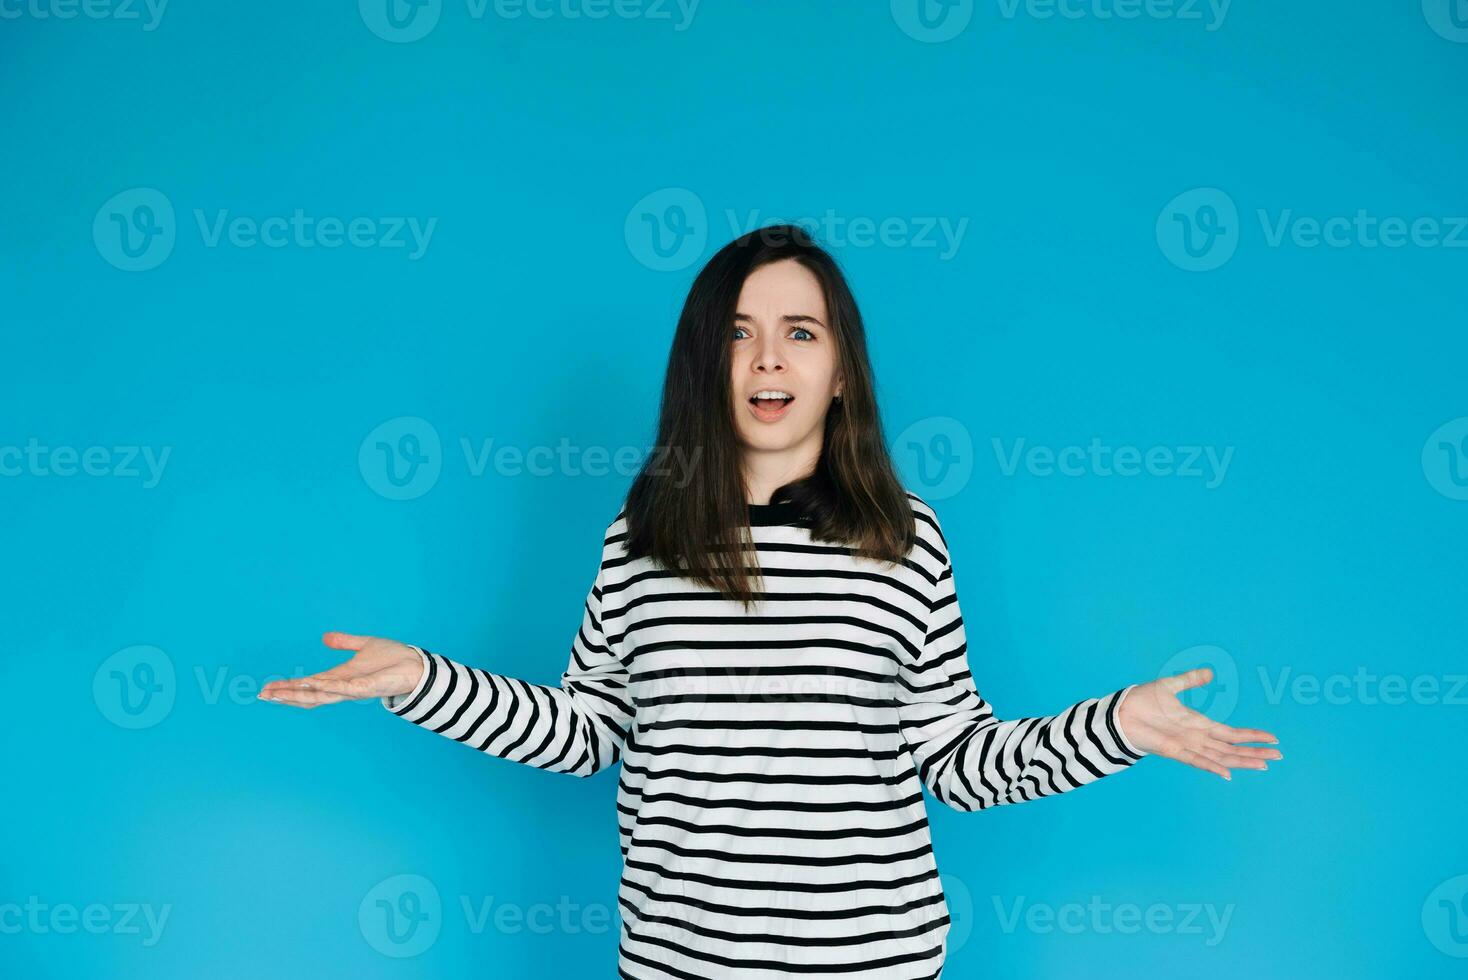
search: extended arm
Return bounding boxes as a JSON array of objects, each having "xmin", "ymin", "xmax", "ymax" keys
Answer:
[{"xmin": 898, "ymin": 546, "xmax": 1145, "ymax": 812}]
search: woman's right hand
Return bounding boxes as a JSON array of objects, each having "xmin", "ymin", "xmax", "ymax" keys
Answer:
[{"xmin": 258, "ymin": 631, "xmax": 424, "ymax": 708}]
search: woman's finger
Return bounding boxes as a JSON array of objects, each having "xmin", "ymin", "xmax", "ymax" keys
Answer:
[
  {"xmin": 1172, "ymin": 744, "xmax": 1231, "ymax": 781},
  {"xmin": 1214, "ymin": 723, "xmax": 1279, "ymax": 745},
  {"xmin": 1209, "ymin": 742, "xmax": 1282, "ymax": 763},
  {"xmin": 1162, "ymin": 667, "xmax": 1214, "ymax": 696},
  {"xmin": 1202, "ymin": 742, "xmax": 1270, "ymax": 770},
  {"xmin": 1189, "ymin": 741, "xmax": 1243, "ymax": 776},
  {"xmin": 293, "ymin": 675, "xmax": 376, "ymax": 699},
  {"xmin": 259, "ymin": 677, "xmax": 325, "ymax": 697},
  {"xmin": 259, "ymin": 686, "xmax": 350, "ymax": 708},
  {"xmin": 323, "ymin": 631, "xmax": 372, "ymax": 652},
  {"xmin": 260, "ymin": 675, "xmax": 356, "ymax": 700}
]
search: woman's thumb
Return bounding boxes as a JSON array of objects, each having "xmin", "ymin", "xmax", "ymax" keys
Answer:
[{"xmin": 322, "ymin": 630, "xmax": 371, "ymax": 651}]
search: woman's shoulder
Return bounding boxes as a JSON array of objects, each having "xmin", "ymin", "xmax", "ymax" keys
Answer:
[
  {"xmin": 603, "ymin": 503, "xmax": 631, "ymax": 550},
  {"xmin": 902, "ymin": 487, "xmax": 952, "ymax": 568}
]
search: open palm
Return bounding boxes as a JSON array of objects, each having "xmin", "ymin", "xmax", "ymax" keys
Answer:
[
  {"xmin": 1117, "ymin": 667, "xmax": 1282, "ymax": 780},
  {"xmin": 257, "ymin": 631, "xmax": 423, "ymax": 708}
]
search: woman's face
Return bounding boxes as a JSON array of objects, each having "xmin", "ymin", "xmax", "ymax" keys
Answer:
[{"xmin": 729, "ymin": 258, "xmax": 844, "ymax": 458}]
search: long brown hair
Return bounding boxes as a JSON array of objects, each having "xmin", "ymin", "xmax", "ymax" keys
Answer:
[{"xmin": 623, "ymin": 224, "xmax": 916, "ymax": 609}]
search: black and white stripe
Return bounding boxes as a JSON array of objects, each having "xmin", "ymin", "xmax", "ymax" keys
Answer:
[{"xmin": 383, "ymin": 492, "xmax": 1145, "ymax": 978}]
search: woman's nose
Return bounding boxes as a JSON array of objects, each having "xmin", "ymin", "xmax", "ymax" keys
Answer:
[{"xmin": 753, "ymin": 343, "xmax": 786, "ymax": 372}]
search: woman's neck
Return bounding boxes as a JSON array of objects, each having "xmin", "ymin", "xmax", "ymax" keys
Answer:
[{"xmin": 743, "ymin": 450, "xmax": 820, "ymax": 505}]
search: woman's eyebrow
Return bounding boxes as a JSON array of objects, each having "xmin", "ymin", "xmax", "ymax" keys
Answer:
[{"xmin": 734, "ymin": 313, "xmax": 827, "ymax": 327}]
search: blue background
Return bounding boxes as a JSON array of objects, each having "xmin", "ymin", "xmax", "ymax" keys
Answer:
[{"xmin": 2, "ymin": 0, "xmax": 1465, "ymax": 976}]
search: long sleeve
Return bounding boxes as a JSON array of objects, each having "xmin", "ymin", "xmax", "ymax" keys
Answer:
[
  {"xmin": 380, "ymin": 528, "xmax": 633, "ymax": 778},
  {"xmin": 897, "ymin": 519, "xmax": 1146, "ymax": 812}
]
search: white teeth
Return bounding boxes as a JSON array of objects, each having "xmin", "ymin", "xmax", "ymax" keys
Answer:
[{"xmin": 752, "ymin": 391, "xmax": 794, "ymax": 400}]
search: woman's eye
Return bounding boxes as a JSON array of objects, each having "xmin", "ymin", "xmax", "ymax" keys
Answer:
[
  {"xmin": 733, "ymin": 327, "xmax": 749, "ymax": 340},
  {"xmin": 792, "ymin": 328, "xmax": 815, "ymax": 341}
]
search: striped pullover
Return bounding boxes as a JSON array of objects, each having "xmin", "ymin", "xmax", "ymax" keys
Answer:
[{"xmin": 381, "ymin": 491, "xmax": 1146, "ymax": 978}]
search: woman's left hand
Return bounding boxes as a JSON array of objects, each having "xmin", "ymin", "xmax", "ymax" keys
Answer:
[{"xmin": 1117, "ymin": 667, "xmax": 1282, "ymax": 780}]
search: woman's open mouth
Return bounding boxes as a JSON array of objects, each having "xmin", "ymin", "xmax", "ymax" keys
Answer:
[{"xmin": 748, "ymin": 392, "xmax": 795, "ymax": 422}]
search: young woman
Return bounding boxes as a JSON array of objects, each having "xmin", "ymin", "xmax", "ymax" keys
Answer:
[{"xmin": 259, "ymin": 225, "xmax": 1281, "ymax": 979}]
